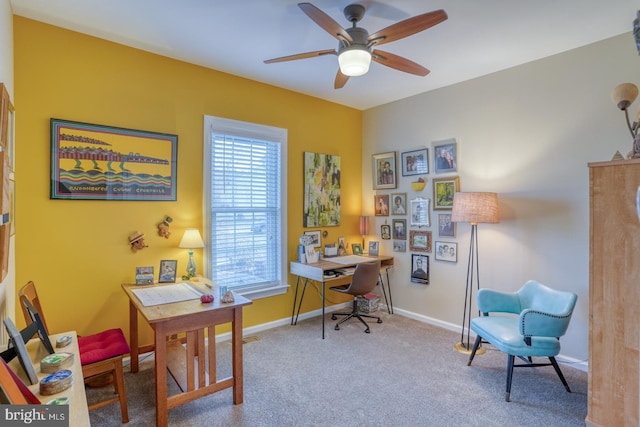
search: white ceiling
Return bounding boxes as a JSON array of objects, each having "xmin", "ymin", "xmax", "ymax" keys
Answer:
[{"xmin": 10, "ymin": 0, "xmax": 638, "ymax": 110}]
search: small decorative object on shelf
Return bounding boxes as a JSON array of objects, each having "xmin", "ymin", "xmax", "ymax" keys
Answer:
[
  {"xmin": 40, "ymin": 369, "xmax": 73, "ymax": 395},
  {"xmin": 411, "ymin": 177, "xmax": 426, "ymax": 191},
  {"xmin": 200, "ymin": 293, "xmax": 214, "ymax": 304},
  {"xmin": 221, "ymin": 290, "xmax": 235, "ymax": 303},
  {"xmin": 55, "ymin": 335, "xmax": 72, "ymax": 348},
  {"xmin": 41, "ymin": 352, "xmax": 74, "ymax": 373},
  {"xmin": 129, "ymin": 231, "xmax": 148, "ymax": 252},
  {"xmin": 157, "ymin": 216, "xmax": 173, "ymax": 238}
]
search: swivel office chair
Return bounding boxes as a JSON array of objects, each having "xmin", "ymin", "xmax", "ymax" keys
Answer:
[
  {"xmin": 330, "ymin": 260, "xmax": 382, "ymax": 333},
  {"xmin": 19, "ymin": 281, "xmax": 130, "ymax": 423},
  {"xmin": 467, "ymin": 280, "xmax": 577, "ymax": 402}
]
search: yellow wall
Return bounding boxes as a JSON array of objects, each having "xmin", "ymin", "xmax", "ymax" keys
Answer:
[{"xmin": 13, "ymin": 17, "xmax": 362, "ymax": 345}]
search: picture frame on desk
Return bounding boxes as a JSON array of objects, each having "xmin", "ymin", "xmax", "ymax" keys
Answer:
[
  {"xmin": 158, "ymin": 260, "xmax": 177, "ymax": 283},
  {"xmin": 1, "ymin": 318, "xmax": 38, "ymax": 385},
  {"xmin": 304, "ymin": 230, "xmax": 321, "ymax": 249},
  {"xmin": 368, "ymin": 241, "xmax": 379, "ymax": 256},
  {"xmin": 135, "ymin": 266, "xmax": 154, "ymax": 285},
  {"xmin": 351, "ymin": 243, "xmax": 363, "ymax": 255}
]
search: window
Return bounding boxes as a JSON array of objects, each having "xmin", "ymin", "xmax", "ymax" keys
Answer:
[{"xmin": 204, "ymin": 116, "xmax": 288, "ymax": 299}]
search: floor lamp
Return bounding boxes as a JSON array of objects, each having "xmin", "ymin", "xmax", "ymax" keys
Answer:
[{"xmin": 451, "ymin": 192, "xmax": 499, "ymax": 354}]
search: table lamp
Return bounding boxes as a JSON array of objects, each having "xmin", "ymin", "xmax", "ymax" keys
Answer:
[
  {"xmin": 451, "ymin": 192, "xmax": 499, "ymax": 354},
  {"xmin": 359, "ymin": 215, "xmax": 370, "ymax": 249},
  {"xmin": 179, "ymin": 228, "xmax": 205, "ymax": 278}
]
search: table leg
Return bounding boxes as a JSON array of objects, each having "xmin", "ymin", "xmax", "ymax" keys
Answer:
[
  {"xmin": 293, "ymin": 279, "xmax": 309, "ymax": 325},
  {"xmin": 322, "ymin": 280, "xmax": 325, "ymax": 339},
  {"xmin": 231, "ymin": 308, "xmax": 244, "ymax": 404},
  {"xmin": 155, "ymin": 324, "xmax": 168, "ymax": 427},
  {"xmin": 378, "ymin": 272, "xmax": 391, "ymax": 314},
  {"xmin": 290, "ymin": 276, "xmax": 301, "ymax": 325},
  {"xmin": 386, "ymin": 266, "xmax": 394, "ymax": 314},
  {"xmin": 129, "ymin": 301, "xmax": 139, "ymax": 373}
]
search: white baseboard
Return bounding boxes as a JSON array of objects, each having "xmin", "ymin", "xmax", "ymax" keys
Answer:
[{"xmin": 123, "ymin": 301, "xmax": 588, "ymax": 373}]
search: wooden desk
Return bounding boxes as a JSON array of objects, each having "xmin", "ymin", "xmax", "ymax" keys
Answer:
[
  {"xmin": 122, "ymin": 282, "xmax": 252, "ymax": 427},
  {"xmin": 7, "ymin": 331, "xmax": 90, "ymax": 426},
  {"xmin": 290, "ymin": 255, "xmax": 394, "ymax": 338}
]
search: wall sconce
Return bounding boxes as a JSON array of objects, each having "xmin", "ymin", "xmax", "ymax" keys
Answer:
[
  {"xmin": 179, "ymin": 228, "xmax": 205, "ymax": 279},
  {"xmin": 611, "ymin": 82, "xmax": 640, "ymax": 158}
]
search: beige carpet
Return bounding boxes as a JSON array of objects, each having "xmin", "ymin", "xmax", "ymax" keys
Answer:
[{"xmin": 87, "ymin": 312, "xmax": 587, "ymax": 426}]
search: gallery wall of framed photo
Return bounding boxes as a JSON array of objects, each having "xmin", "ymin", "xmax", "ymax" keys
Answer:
[{"xmin": 371, "ymin": 138, "xmax": 460, "ymax": 285}]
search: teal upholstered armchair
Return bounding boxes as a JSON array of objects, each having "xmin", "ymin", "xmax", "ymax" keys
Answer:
[{"xmin": 467, "ymin": 280, "xmax": 577, "ymax": 401}]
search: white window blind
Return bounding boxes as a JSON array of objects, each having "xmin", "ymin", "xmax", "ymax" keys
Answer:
[{"xmin": 204, "ymin": 116, "xmax": 287, "ymax": 297}]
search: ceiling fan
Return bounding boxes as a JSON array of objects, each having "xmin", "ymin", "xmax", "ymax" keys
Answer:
[{"xmin": 264, "ymin": 2, "xmax": 448, "ymax": 89}]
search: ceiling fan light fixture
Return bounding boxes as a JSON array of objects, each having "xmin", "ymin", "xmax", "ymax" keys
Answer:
[{"xmin": 338, "ymin": 48, "xmax": 371, "ymax": 76}]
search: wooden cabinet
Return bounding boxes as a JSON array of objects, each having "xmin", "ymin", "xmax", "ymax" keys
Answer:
[{"xmin": 587, "ymin": 159, "xmax": 640, "ymax": 427}]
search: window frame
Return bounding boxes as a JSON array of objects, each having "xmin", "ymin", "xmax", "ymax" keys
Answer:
[{"xmin": 203, "ymin": 115, "xmax": 288, "ymax": 299}]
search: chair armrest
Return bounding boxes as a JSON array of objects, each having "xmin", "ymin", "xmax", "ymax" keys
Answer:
[
  {"xmin": 477, "ymin": 289, "xmax": 521, "ymax": 314},
  {"xmin": 519, "ymin": 309, "xmax": 572, "ymax": 338}
]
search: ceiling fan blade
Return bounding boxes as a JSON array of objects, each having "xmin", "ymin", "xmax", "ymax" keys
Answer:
[
  {"xmin": 264, "ymin": 49, "xmax": 336, "ymax": 64},
  {"xmin": 367, "ymin": 9, "xmax": 447, "ymax": 46},
  {"xmin": 372, "ymin": 49, "xmax": 430, "ymax": 76},
  {"xmin": 334, "ymin": 69, "xmax": 349, "ymax": 89},
  {"xmin": 298, "ymin": 2, "xmax": 353, "ymax": 42}
]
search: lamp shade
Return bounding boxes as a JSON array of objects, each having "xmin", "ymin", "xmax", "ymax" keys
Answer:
[
  {"xmin": 338, "ymin": 48, "xmax": 371, "ymax": 77},
  {"xmin": 611, "ymin": 83, "xmax": 639, "ymax": 110},
  {"xmin": 359, "ymin": 216, "xmax": 370, "ymax": 236},
  {"xmin": 451, "ymin": 192, "xmax": 499, "ymax": 224},
  {"xmin": 178, "ymin": 228, "xmax": 205, "ymax": 249}
]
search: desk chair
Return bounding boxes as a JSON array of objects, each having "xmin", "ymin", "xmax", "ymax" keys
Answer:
[
  {"xmin": 330, "ymin": 260, "xmax": 382, "ymax": 333},
  {"xmin": 467, "ymin": 280, "xmax": 577, "ymax": 402},
  {"xmin": 19, "ymin": 281, "xmax": 130, "ymax": 423}
]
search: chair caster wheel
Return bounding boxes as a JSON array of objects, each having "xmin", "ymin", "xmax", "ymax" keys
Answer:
[
  {"xmin": 334, "ymin": 325, "xmax": 340, "ymax": 330},
  {"xmin": 364, "ymin": 329, "xmax": 370, "ymax": 333},
  {"xmin": 377, "ymin": 319, "xmax": 382, "ymax": 324},
  {"xmin": 331, "ymin": 315, "xmax": 337, "ymax": 320}
]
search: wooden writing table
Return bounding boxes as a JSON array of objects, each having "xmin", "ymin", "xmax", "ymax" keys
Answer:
[
  {"xmin": 7, "ymin": 331, "xmax": 90, "ymax": 426},
  {"xmin": 122, "ymin": 282, "xmax": 252, "ymax": 427},
  {"xmin": 290, "ymin": 255, "xmax": 394, "ymax": 338}
]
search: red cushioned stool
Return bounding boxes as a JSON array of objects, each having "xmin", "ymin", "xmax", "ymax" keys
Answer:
[{"xmin": 19, "ymin": 281, "xmax": 130, "ymax": 423}]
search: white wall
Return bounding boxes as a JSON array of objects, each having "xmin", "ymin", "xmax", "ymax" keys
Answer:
[
  {"xmin": 0, "ymin": 0, "xmax": 14, "ymax": 347},
  {"xmin": 363, "ymin": 33, "xmax": 640, "ymax": 362}
]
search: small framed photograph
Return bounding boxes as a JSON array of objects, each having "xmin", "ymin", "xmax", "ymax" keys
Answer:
[
  {"xmin": 372, "ymin": 151, "xmax": 397, "ymax": 190},
  {"xmin": 438, "ymin": 213, "xmax": 455, "ymax": 237},
  {"xmin": 391, "ymin": 193, "xmax": 407, "ymax": 215},
  {"xmin": 411, "ymin": 254, "xmax": 429, "ymax": 284},
  {"xmin": 392, "ymin": 219, "xmax": 406, "ymax": 240},
  {"xmin": 159, "ymin": 260, "xmax": 178, "ymax": 283},
  {"xmin": 410, "ymin": 198, "xmax": 430, "ymax": 227},
  {"xmin": 304, "ymin": 230, "xmax": 322, "ymax": 248},
  {"xmin": 351, "ymin": 243, "xmax": 363, "ymax": 255},
  {"xmin": 393, "ymin": 240, "xmax": 406, "ymax": 252},
  {"xmin": 435, "ymin": 241, "xmax": 457, "ymax": 262},
  {"xmin": 368, "ymin": 241, "xmax": 379, "ymax": 256},
  {"xmin": 433, "ymin": 177, "xmax": 460, "ymax": 210},
  {"xmin": 338, "ymin": 237, "xmax": 348, "ymax": 255},
  {"xmin": 381, "ymin": 225, "xmax": 391, "ymax": 240},
  {"xmin": 433, "ymin": 139, "xmax": 457, "ymax": 173},
  {"xmin": 401, "ymin": 148, "xmax": 428, "ymax": 176},
  {"xmin": 374, "ymin": 194, "xmax": 390, "ymax": 216},
  {"xmin": 135, "ymin": 266, "xmax": 154, "ymax": 285},
  {"xmin": 410, "ymin": 230, "xmax": 432, "ymax": 252}
]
